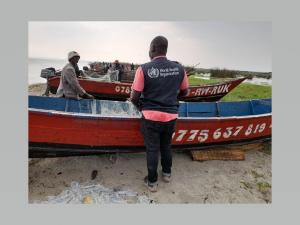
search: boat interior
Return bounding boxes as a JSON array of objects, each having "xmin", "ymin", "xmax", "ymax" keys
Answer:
[{"xmin": 29, "ymin": 96, "xmax": 271, "ymax": 118}]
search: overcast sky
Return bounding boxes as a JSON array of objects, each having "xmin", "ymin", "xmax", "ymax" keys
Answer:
[{"xmin": 28, "ymin": 21, "xmax": 271, "ymax": 72}]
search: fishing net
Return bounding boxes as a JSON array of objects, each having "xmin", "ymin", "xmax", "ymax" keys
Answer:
[{"xmin": 34, "ymin": 182, "xmax": 151, "ymax": 204}]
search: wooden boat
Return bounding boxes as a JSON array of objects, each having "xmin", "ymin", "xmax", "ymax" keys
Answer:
[
  {"xmin": 47, "ymin": 76, "xmax": 247, "ymax": 102},
  {"xmin": 29, "ymin": 96, "xmax": 271, "ymax": 157},
  {"xmin": 181, "ymin": 77, "xmax": 247, "ymax": 102}
]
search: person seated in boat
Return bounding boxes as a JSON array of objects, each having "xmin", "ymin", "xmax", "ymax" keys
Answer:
[
  {"xmin": 104, "ymin": 63, "xmax": 110, "ymax": 73},
  {"xmin": 56, "ymin": 51, "xmax": 94, "ymax": 100},
  {"xmin": 112, "ymin": 60, "xmax": 124, "ymax": 82},
  {"xmin": 79, "ymin": 66, "xmax": 91, "ymax": 78},
  {"xmin": 130, "ymin": 36, "xmax": 189, "ymax": 192},
  {"xmin": 83, "ymin": 66, "xmax": 89, "ymax": 73},
  {"xmin": 131, "ymin": 63, "xmax": 135, "ymax": 71}
]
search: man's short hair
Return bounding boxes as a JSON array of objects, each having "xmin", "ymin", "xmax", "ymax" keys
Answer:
[{"xmin": 151, "ymin": 36, "xmax": 168, "ymax": 54}]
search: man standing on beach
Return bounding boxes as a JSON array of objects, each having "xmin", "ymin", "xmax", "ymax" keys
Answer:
[
  {"xmin": 130, "ymin": 36, "xmax": 189, "ymax": 192},
  {"xmin": 56, "ymin": 51, "xmax": 94, "ymax": 100}
]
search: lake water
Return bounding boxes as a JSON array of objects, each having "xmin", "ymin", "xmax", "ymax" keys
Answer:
[
  {"xmin": 243, "ymin": 77, "xmax": 272, "ymax": 86},
  {"xmin": 28, "ymin": 58, "xmax": 91, "ymax": 84}
]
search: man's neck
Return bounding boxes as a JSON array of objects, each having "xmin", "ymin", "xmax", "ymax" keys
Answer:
[
  {"xmin": 70, "ymin": 62, "xmax": 77, "ymax": 67},
  {"xmin": 151, "ymin": 55, "xmax": 166, "ymax": 60}
]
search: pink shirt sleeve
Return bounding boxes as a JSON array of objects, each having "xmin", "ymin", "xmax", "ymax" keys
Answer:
[
  {"xmin": 180, "ymin": 71, "xmax": 189, "ymax": 90},
  {"xmin": 131, "ymin": 66, "xmax": 144, "ymax": 92}
]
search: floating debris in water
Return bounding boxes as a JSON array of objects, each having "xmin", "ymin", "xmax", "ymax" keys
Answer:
[{"xmin": 34, "ymin": 182, "xmax": 151, "ymax": 204}]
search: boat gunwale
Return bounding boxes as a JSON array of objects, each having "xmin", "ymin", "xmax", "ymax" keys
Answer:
[
  {"xmin": 49, "ymin": 76, "xmax": 246, "ymax": 87},
  {"xmin": 48, "ymin": 76, "xmax": 132, "ymax": 85},
  {"xmin": 28, "ymin": 107, "xmax": 272, "ymax": 121}
]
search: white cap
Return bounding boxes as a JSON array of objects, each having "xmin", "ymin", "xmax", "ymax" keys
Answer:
[{"xmin": 68, "ymin": 51, "xmax": 80, "ymax": 60}]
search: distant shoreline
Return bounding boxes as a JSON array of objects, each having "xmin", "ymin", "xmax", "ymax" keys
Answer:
[
  {"xmin": 29, "ymin": 57, "xmax": 271, "ymax": 74},
  {"xmin": 29, "ymin": 57, "xmax": 91, "ymax": 62}
]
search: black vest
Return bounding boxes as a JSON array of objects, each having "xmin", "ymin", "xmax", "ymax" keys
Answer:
[{"xmin": 140, "ymin": 57, "xmax": 185, "ymax": 113}]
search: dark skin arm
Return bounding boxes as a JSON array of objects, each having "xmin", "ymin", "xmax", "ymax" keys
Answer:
[
  {"xmin": 178, "ymin": 88, "xmax": 189, "ymax": 99},
  {"xmin": 129, "ymin": 89, "xmax": 142, "ymax": 110}
]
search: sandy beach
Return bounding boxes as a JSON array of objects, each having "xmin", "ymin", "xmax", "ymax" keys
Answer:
[{"xmin": 28, "ymin": 84, "xmax": 272, "ymax": 204}]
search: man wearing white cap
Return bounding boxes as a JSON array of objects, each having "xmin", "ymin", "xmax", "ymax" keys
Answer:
[{"xmin": 56, "ymin": 51, "xmax": 94, "ymax": 100}]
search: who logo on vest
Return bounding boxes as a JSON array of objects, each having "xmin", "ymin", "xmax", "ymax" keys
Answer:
[{"xmin": 147, "ymin": 67, "xmax": 160, "ymax": 78}]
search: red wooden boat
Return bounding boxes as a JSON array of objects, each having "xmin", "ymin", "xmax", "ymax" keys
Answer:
[
  {"xmin": 47, "ymin": 76, "xmax": 246, "ymax": 102},
  {"xmin": 29, "ymin": 96, "xmax": 271, "ymax": 157}
]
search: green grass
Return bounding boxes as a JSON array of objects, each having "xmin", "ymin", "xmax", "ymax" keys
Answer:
[
  {"xmin": 221, "ymin": 83, "xmax": 272, "ymax": 101},
  {"xmin": 257, "ymin": 182, "xmax": 272, "ymax": 193},
  {"xmin": 251, "ymin": 170, "xmax": 264, "ymax": 179},
  {"xmin": 188, "ymin": 75, "xmax": 272, "ymax": 101}
]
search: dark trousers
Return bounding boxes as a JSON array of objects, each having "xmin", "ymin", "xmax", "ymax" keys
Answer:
[{"xmin": 141, "ymin": 118, "xmax": 177, "ymax": 183}]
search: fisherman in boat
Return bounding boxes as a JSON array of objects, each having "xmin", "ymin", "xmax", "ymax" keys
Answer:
[
  {"xmin": 131, "ymin": 63, "xmax": 135, "ymax": 71},
  {"xmin": 112, "ymin": 60, "xmax": 124, "ymax": 82},
  {"xmin": 56, "ymin": 51, "xmax": 94, "ymax": 100},
  {"xmin": 81, "ymin": 66, "xmax": 90, "ymax": 77},
  {"xmin": 130, "ymin": 36, "xmax": 189, "ymax": 192}
]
